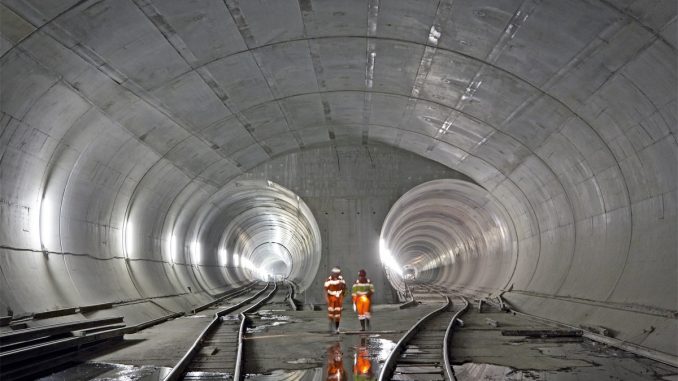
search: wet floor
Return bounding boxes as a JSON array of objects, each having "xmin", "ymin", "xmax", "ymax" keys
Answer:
[
  {"xmin": 37, "ymin": 362, "xmax": 171, "ymax": 381},
  {"xmin": 246, "ymin": 334, "xmax": 395, "ymax": 381},
  {"xmin": 37, "ymin": 302, "xmax": 678, "ymax": 381}
]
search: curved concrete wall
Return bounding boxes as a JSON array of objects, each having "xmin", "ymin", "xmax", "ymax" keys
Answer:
[
  {"xmin": 189, "ymin": 179, "xmax": 321, "ymax": 291},
  {"xmin": 0, "ymin": 0, "xmax": 675, "ymax": 359},
  {"xmin": 380, "ymin": 179, "xmax": 516, "ymax": 295}
]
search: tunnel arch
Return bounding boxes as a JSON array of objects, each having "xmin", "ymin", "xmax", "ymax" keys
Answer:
[
  {"xmin": 172, "ymin": 180, "xmax": 321, "ymax": 292},
  {"xmin": 0, "ymin": 0, "xmax": 675, "ymax": 360},
  {"xmin": 380, "ymin": 179, "xmax": 518, "ymax": 296}
]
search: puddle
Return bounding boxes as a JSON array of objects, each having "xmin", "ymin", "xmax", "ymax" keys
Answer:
[
  {"xmin": 255, "ymin": 309, "xmax": 287, "ymax": 315},
  {"xmin": 362, "ymin": 336, "xmax": 397, "ymax": 363},
  {"xmin": 326, "ymin": 342, "xmax": 347, "ymax": 380},
  {"xmin": 221, "ymin": 315, "xmax": 240, "ymax": 321},
  {"xmin": 318, "ymin": 336, "xmax": 397, "ymax": 380},
  {"xmin": 247, "ymin": 321, "xmax": 291, "ymax": 333},
  {"xmin": 353, "ymin": 337, "xmax": 377, "ymax": 380},
  {"xmin": 185, "ymin": 371, "xmax": 232, "ymax": 380},
  {"xmin": 259, "ymin": 314, "xmax": 291, "ymax": 321},
  {"xmin": 246, "ymin": 313, "xmax": 303, "ymax": 334},
  {"xmin": 245, "ymin": 368, "xmax": 323, "ymax": 380},
  {"xmin": 38, "ymin": 362, "xmax": 171, "ymax": 381}
]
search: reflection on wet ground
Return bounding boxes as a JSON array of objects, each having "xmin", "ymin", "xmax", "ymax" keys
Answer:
[
  {"xmin": 353, "ymin": 336, "xmax": 375, "ymax": 380},
  {"xmin": 326, "ymin": 341, "xmax": 347, "ymax": 381},
  {"xmin": 38, "ymin": 362, "xmax": 171, "ymax": 381},
  {"xmin": 245, "ymin": 368, "xmax": 323, "ymax": 380},
  {"xmin": 246, "ymin": 335, "xmax": 396, "ymax": 381},
  {"xmin": 247, "ymin": 310, "xmax": 304, "ymax": 334},
  {"xmin": 184, "ymin": 371, "xmax": 232, "ymax": 380}
]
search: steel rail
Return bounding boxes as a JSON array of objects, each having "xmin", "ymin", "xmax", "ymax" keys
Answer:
[
  {"xmin": 162, "ymin": 282, "xmax": 271, "ymax": 381},
  {"xmin": 443, "ymin": 295, "xmax": 470, "ymax": 381},
  {"xmin": 233, "ymin": 282, "xmax": 279, "ymax": 381},
  {"xmin": 377, "ymin": 287, "xmax": 451, "ymax": 381},
  {"xmin": 191, "ymin": 281, "xmax": 258, "ymax": 313}
]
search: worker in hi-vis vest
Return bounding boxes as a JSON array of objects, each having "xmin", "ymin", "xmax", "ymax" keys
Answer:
[
  {"xmin": 352, "ymin": 269, "xmax": 375, "ymax": 331},
  {"xmin": 324, "ymin": 266, "xmax": 347, "ymax": 334}
]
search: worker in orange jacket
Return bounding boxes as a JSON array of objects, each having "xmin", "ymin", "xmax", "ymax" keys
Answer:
[
  {"xmin": 352, "ymin": 269, "xmax": 375, "ymax": 331},
  {"xmin": 324, "ymin": 266, "xmax": 347, "ymax": 334}
]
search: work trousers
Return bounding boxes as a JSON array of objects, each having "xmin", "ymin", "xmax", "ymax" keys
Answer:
[{"xmin": 327, "ymin": 295, "xmax": 344, "ymax": 321}]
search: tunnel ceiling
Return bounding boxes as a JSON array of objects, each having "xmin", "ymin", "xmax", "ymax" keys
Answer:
[{"xmin": 0, "ymin": 0, "xmax": 676, "ymax": 359}]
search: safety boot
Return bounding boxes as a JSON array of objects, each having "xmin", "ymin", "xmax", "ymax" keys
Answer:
[
  {"xmin": 366, "ymin": 319, "xmax": 371, "ymax": 331},
  {"xmin": 360, "ymin": 320, "xmax": 366, "ymax": 331}
]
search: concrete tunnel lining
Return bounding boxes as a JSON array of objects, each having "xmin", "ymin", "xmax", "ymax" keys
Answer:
[
  {"xmin": 380, "ymin": 179, "xmax": 517, "ymax": 295},
  {"xmin": 181, "ymin": 179, "xmax": 321, "ymax": 292},
  {"xmin": 0, "ymin": 0, "xmax": 675, "ymax": 362}
]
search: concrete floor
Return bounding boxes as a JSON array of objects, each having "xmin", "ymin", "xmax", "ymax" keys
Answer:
[
  {"xmin": 450, "ymin": 304, "xmax": 678, "ymax": 381},
  {"xmin": 37, "ymin": 298, "xmax": 678, "ymax": 380}
]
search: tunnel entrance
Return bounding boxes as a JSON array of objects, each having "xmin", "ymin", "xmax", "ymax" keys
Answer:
[
  {"xmin": 379, "ymin": 179, "xmax": 517, "ymax": 296},
  {"xmin": 250, "ymin": 242, "xmax": 293, "ymax": 281},
  {"xmin": 173, "ymin": 180, "xmax": 322, "ymax": 293}
]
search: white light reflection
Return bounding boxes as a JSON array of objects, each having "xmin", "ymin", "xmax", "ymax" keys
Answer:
[
  {"xmin": 219, "ymin": 248, "xmax": 227, "ymax": 266},
  {"xmin": 168, "ymin": 233, "xmax": 177, "ymax": 263},
  {"xmin": 379, "ymin": 238, "xmax": 402, "ymax": 276},
  {"xmin": 125, "ymin": 220, "xmax": 134, "ymax": 258},
  {"xmin": 39, "ymin": 194, "xmax": 55, "ymax": 249},
  {"xmin": 428, "ymin": 25, "xmax": 441, "ymax": 45},
  {"xmin": 192, "ymin": 240, "xmax": 201, "ymax": 265}
]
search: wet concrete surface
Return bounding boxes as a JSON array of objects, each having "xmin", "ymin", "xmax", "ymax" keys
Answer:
[
  {"xmin": 35, "ymin": 298, "xmax": 678, "ymax": 380},
  {"xmin": 242, "ymin": 303, "xmax": 439, "ymax": 380},
  {"xmin": 37, "ymin": 362, "xmax": 171, "ymax": 381},
  {"xmin": 450, "ymin": 303, "xmax": 678, "ymax": 380}
]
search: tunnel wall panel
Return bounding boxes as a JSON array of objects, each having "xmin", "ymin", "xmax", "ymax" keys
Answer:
[
  {"xmin": 608, "ymin": 190, "xmax": 677, "ymax": 311},
  {"xmin": 0, "ymin": 249, "xmax": 80, "ymax": 315},
  {"xmin": 125, "ymin": 261, "xmax": 182, "ymax": 299},
  {"xmin": 63, "ymin": 256, "xmax": 140, "ymax": 306}
]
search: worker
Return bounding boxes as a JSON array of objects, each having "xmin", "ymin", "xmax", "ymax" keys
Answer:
[
  {"xmin": 353, "ymin": 336, "xmax": 375, "ymax": 380},
  {"xmin": 324, "ymin": 266, "xmax": 347, "ymax": 334},
  {"xmin": 352, "ymin": 269, "xmax": 375, "ymax": 331},
  {"xmin": 326, "ymin": 342, "xmax": 347, "ymax": 381}
]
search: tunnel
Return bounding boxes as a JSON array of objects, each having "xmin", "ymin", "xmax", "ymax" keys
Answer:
[
  {"xmin": 380, "ymin": 179, "xmax": 516, "ymax": 295},
  {"xmin": 0, "ymin": 0, "xmax": 676, "ymax": 378}
]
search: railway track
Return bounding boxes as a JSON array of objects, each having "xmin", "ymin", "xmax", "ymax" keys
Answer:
[
  {"xmin": 379, "ymin": 285, "xmax": 469, "ymax": 381},
  {"xmin": 164, "ymin": 281, "xmax": 296, "ymax": 381}
]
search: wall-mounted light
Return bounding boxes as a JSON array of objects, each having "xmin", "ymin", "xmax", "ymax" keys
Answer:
[
  {"xmin": 39, "ymin": 194, "xmax": 55, "ymax": 250},
  {"xmin": 379, "ymin": 238, "xmax": 402, "ymax": 276},
  {"xmin": 169, "ymin": 233, "xmax": 178, "ymax": 264},
  {"xmin": 219, "ymin": 248, "xmax": 227, "ymax": 266},
  {"xmin": 192, "ymin": 240, "xmax": 201, "ymax": 265},
  {"xmin": 124, "ymin": 220, "xmax": 134, "ymax": 258}
]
